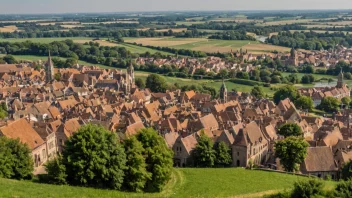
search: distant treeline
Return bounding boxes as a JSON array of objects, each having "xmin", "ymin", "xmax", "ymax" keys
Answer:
[{"xmin": 267, "ymin": 31, "xmax": 352, "ymax": 50}]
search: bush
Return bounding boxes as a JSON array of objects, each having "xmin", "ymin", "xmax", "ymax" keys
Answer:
[
  {"xmin": 44, "ymin": 155, "xmax": 67, "ymax": 185},
  {"xmin": 63, "ymin": 124, "xmax": 126, "ymax": 190},
  {"xmin": 291, "ymin": 180, "xmax": 324, "ymax": 198},
  {"xmin": 0, "ymin": 136, "xmax": 33, "ymax": 180},
  {"xmin": 136, "ymin": 128, "xmax": 173, "ymax": 192}
]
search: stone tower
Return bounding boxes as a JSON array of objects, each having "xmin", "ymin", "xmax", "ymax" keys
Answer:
[
  {"xmin": 125, "ymin": 62, "xmax": 135, "ymax": 94},
  {"xmin": 337, "ymin": 69, "xmax": 344, "ymax": 88},
  {"xmin": 45, "ymin": 50, "xmax": 55, "ymax": 82},
  {"xmin": 219, "ymin": 79, "xmax": 228, "ymax": 103}
]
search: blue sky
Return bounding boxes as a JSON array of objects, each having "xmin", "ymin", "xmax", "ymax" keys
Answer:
[{"xmin": 2, "ymin": 0, "xmax": 352, "ymax": 14}]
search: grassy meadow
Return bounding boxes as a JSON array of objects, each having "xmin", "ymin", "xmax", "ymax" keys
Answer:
[
  {"xmin": 124, "ymin": 37, "xmax": 291, "ymax": 54},
  {"xmin": 0, "ymin": 168, "xmax": 334, "ymax": 198}
]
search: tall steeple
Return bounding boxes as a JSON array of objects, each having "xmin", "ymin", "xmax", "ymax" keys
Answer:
[
  {"xmin": 337, "ymin": 68, "xmax": 344, "ymax": 88},
  {"xmin": 45, "ymin": 50, "xmax": 55, "ymax": 82},
  {"xmin": 125, "ymin": 61, "xmax": 135, "ymax": 94},
  {"xmin": 219, "ymin": 79, "xmax": 228, "ymax": 103}
]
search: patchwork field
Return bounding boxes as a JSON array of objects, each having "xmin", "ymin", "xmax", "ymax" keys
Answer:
[
  {"xmin": 0, "ymin": 168, "xmax": 333, "ymax": 198},
  {"xmin": 125, "ymin": 37, "xmax": 291, "ymax": 54},
  {"xmin": 0, "ymin": 25, "xmax": 18, "ymax": 32}
]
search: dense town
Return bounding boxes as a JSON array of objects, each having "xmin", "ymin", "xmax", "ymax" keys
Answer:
[{"xmin": 0, "ymin": 48, "xmax": 351, "ymax": 182}]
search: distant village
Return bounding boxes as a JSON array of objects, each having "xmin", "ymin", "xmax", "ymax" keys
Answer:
[{"xmin": 0, "ymin": 46, "xmax": 352, "ymax": 180}]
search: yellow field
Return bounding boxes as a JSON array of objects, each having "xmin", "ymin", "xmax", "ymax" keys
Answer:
[
  {"xmin": 125, "ymin": 37, "xmax": 205, "ymax": 47},
  {"xmin": 0, "ymin": 25, "xmax": 18, "ymax": 32},
  {"xmin": 155, "ymin": 28, "xmax": 187, "ymax": 33},
  {"xmin": 303, "ymin": 24, "xmax": 345, "ymax": 28},
  {"xmin": 61, "ymin": 25, "xmax": 84, "ymax": 28},
  {"xmin": 325, "ymin": 21, "xmax": 352, "ymax": 26}
]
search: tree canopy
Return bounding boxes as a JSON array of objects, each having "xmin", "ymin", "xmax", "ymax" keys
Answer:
[
  {"xmin": 146, "ymin": 74, "xmax": 168, "ymax": 93},
  {"xmin": 275, "ymin": 136, "xmax": 309, "ymax": 172},
  {"xmin": 294, "ymin": 96, "xmax": 314, "ymax": 111},
  {"xmin": 136, "ymin": 128, "xmax": 173, "ymax": 192},
  {"xmin": 251, "ymin": 86, "xmax": 265, "ymax": 99},
  {"xmin": 319, "ymin": 96, "xmax": 340, "ymax": 112},
  {"xmin": 62, "ymin": 124, "xmax": 126, "ymax": 190},
  {"xmin": 0, "ymin": 136, "xmax": 33, "ymax": 180},
  {"xmin": 278, "ymin": 123, "xmax": 303, "ymax": 137},
  {"xmin": 273, "ymin": 85, "xmax": 300, "ymax": 104},
  {"xmin": 193, "ymin": 133, "xmax": 216, "ymax": 168}
]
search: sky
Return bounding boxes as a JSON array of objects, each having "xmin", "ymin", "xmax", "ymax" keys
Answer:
[{"xmin": 1, "ymin": 0, "xmax": 352, "ymax": 14}]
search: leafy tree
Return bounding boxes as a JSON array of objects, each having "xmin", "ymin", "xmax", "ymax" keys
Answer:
[
  {"xmin": 342, "ymin": 97, "xmax": 351, "ymax": 105},
  {"xmin": 291, "ymin": 180, "xmax": 324, "ymax": 198},
  {"xmin": 3, "ymin": 55, "xmax": 17, "ymax": 64},
  {"xmin": 217, "ymin": 69, "xmax": 229, "ymax": 79},
  {"xmin": 345, "ymin": 72, "xmax": 352, "ymax": 80},
  {"xmin": 136, "ymin": 128, "xmax": 173, "ymax": 192},
  {"xmin": 275, "ymin": 136, "xmax": 309, "ymax": 172},
  {"xmin": 319, "ymin": 96, "xmax": 340, "ymax": 112},
  {"xmin": 251, "ymin": 86, "xmax": 265, "ymax": 99},
  {"xmin": 123, "ymin": 136, "xmax": 151, "ymax": 192},
  {"xmin": 135, "ymin": 78, "xmax": 146, "ymax": 89},
  {"xmin": 146, "ymin": 74, "xmax": 168, "ymax": 93},
  {"xmin": 273, "ymin": 85, "xmax": 300, "ymax": 104},
  {"xmin": 45, "ymin": 155, "xmax": 67, "ymax": 185},
  {"xmin": 0, "ymin": 102, "xmax": 8, "ymax": 119},
  {"xmin": 0, "ymin": 136, "xmax": 33, "ymax": 180},
  {"xmin": 54, "ymin": 73, "xmax": 61, "ymax": 81},
  {"xmin": 278, "ymin": 123, "xmax": 303, "ymax": 137},
  {"xmin": 62, "ymin": 124, "xmax": 126, "ymax": 190},
  {"xmin": 334, "ymin": 179, "xmax": 352, "ymax": 197},
  {"xmin": 214, "ymin": 142, "xmax": 232, "ymax": 167},
  {"xmin": 193, "ymin": 133, "xmax": 216, "ymax": 167},
  {"xmin": 301, "ymin": 74, "xmax": 315, "ymax": 84},
  {"xmin": 294, "ymin": 96, "xmax": 314, "ymax": 111},
  {"xmin": 341, "ymin": 161, "xmax": 352, "ymax": 180}
]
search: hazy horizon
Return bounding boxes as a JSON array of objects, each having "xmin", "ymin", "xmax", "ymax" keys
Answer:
[{"xmin": 1, "ymin": 0, "xmax": 352, "ymax": 15}]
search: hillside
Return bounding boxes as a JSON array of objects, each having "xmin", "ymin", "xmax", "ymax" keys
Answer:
[{"xmin": 0, "ymin": 168, "xmax": 333, "ymax": 198}]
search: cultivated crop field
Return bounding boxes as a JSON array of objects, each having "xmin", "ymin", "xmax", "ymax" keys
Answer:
[
  {"xmin": 0, "ymin": 25, "xmax": 18, "ymax": 32},
  {"xmin": 125, "ymin": 37, "xmax": 291, "ymax": 54}
]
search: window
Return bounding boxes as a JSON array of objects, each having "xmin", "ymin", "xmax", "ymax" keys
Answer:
[{"xmin": 237, "ymin": 152, "xmax": 239, "ymax": 156}]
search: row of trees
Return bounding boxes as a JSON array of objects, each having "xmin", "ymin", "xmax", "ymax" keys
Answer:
[
  {"xmin": 44, "ymin": 126, "xmax": 173, "ymax": 192},
  {"xmin": 0, "ymin": 125, "xmax": 173, "ymax": 193},
  {"xmin": 268, "ymin": 31, "xmax": 352, "ymax": 50}
]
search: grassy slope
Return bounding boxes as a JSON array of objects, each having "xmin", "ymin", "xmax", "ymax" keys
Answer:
[{"xmin": 0, "ymin": 168, "xmax": 333, "ymax": 198}]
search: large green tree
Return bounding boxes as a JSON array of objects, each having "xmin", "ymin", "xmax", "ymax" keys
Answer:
[
  {"xmin": 251, "ymin": 86, "xmax": 265, "ymax": 99},
  {"xmin": 193, "ymin": 133, "xmax": 216, "ymax": 168},
  {"xmin": 214, "ymin": 142, "xmax": 232, "ymax": 167},
  {"xmin": 135, "ymin": 78, "xmax": 146, "ymax": 89},
  {"xmin": 294, "ymin": 96, "xmax": 314, "ymax": 111},
  {"xmin": 278, "ymin": 123, "xmax": 303, "ymax": 137},
  {"xmin": 123, "ymin": 136, "xmax": 151, "ymax": 192},
  {"xmin": 0, "ymin": 136, "xmax": 33, "ymax": 180},
  {"xmin": 146, "ymin": 74, "xmax": 168, "ymax": 93},
  {"xmin": 44, "ymin": 155, "xmax": 67, "ymax": 185},
  {"xmin": 273, "ymin": 85, "xmax": 300, "ymax": 104},
  {"xmin": 275, "ymin": 137, "xmax": 309, "ymax": 172},
  {"xmin": 319, "ymin": 96, "xmax": 340, "ymax": 112},
  {"xmin": 136, "ymin": 128, "xmax": 173, "ymax": 192},
  {"xmin": 62, "ymin": 124, "xmax": 126, "ymax": 190}
]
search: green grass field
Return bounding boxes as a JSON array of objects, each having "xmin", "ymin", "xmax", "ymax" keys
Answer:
[
  {"xmin": 0, "ymin": 168, "xmax": 333, "ymax": 198},
  {"xmin": 0, "ymin": 37, "xmax": 90, "ymax": 43}
]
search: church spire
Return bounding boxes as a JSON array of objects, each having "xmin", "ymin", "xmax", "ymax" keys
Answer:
[
  {"xmin": 337, "ymin": 68, "xmax": 344, "ymax": 88},
  {"xmin": 45, "ymin": 50, "xmax": 55, "ymax": 82},
  {"xmin": 219, "ymin": 79, "xmax": 228, "ymax": 103}
]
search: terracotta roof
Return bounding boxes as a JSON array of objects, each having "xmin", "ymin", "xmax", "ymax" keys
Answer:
[
  {"xmin": 181, "ymin": 135, "xmax": 198, "ymax": 154},
  {"xmin": 165, "ymin": 132, "xmax": 179, "ymax": 148},
  {"xmin": 199, "ymin": 114, "xmax": 219, "ymax": 130},
  {"xmin": 125, "ymin": 122, "xmax": 145, "ymax": 137},
  {"xmin": 303, "ymin": 147, "xmax": 337, "ymax": 172},
  {"xmin": 0, "ymin": 118, "xmax": 44, "ymax": 150}
]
